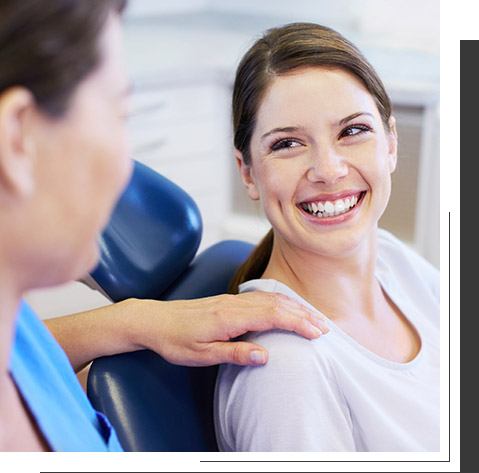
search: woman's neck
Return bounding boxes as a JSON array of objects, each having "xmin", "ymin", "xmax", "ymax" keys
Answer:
[
  {"xmin": 262, "ymin": 231, "xmax": 382, "ymax": 322},
  {"xmin": 0, "ymin": 271, "xmax": 22, "ymax": 380}
]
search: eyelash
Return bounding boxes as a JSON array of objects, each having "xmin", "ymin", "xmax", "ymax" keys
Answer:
[
  {"xmin": 339, "ymin": 124, "xmax": 373, "ymax": 138},
  {"xmin": 270, "ymin": 138, "xmax": 301, "ymax": 152},
  {"xmin": 269, "ymin": 124, "xmax": 373, "ymax": 152}
]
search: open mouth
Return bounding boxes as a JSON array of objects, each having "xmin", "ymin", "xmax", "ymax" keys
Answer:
[{"xmin": 299, "ymin": 191, "xmax": 366, "ymax": 219}]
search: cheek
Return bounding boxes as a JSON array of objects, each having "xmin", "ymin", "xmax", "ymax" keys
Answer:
[
  {"xmin": 375, "ymin": 149, "xmax": 394, "ymax": 194},
  {"xmin": 356, "ymin": 141, "xmax": 393, "ymax": 187},
  {"xmin": 91, "ymin": 118, "xmax": 131, "ymax": 200},
  {"xmin": 255, "ymin": 161, "xmax": 301, "ymax": 213},
  {"xmin": 108, "ymin": 125, "xmax": 131, "ymax": 191},
  {"xmin": 364, "ymin": 148, "xmax": 393, "ymax": 213},
  {"xmin": 256, "ymin": 164, "xmax": 284, "ymax": 199}
]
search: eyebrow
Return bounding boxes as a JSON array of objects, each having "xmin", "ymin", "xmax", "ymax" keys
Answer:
[
  {"xmin": 338, "ymin": 112, "xmax": 374, "ymax": 125},
  {"xmin": 260, "ymin": 126, "xmax": 303, "ymax": 141}
]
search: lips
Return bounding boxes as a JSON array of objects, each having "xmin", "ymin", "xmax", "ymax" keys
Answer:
[{"xmin": 299, "ymin": 191, "xmax": 366, "ymax": 218}]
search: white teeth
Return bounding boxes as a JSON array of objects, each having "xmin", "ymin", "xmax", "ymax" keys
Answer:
[
  {"xmin": 334, "ymin": 200, "xmax": 345, "ymax": 214},
  {"xmin": 324, "ymin": 201, "xmax": 334, "ymax": 213},
  {"xmin": 301, "ymin": 192, "xmax": 363, "ymax": 218}
]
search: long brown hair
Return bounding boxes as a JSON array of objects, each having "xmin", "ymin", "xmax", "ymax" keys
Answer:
[
  {"xmin": 0, "ymin": 0, "xmax": 127, "ymax": 117},
  {"xmin": 229, "ymin": 22, "xmax": 392, "ymax": 293}
]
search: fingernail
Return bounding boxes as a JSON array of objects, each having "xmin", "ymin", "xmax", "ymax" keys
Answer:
[
  {"xmin": 313, "ymin": 316, "xmax": 330, "ymax": 334},
  {"xmin": 319, "ymin": 322, "xmax": 330, "ymax": 334},
  {"xmin": 311, "ymin": 326, "xmax": 323, "ymax": 337},
  {"xmin": 250, "ymin": 350, "xmax": 267, "ymax": 365}
]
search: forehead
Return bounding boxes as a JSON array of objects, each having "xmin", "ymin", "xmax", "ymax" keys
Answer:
[{"xmin": 254, "ymin": 67, "xmax": 379, "ymax": 130}]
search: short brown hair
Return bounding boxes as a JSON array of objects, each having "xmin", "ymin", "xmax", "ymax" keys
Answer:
[
  {"xmin": 0, "ymin": 0, "xmax": 127, "ymax": 117},
  {"xmin": 229, "ymin": 22, "xmax": 392, "ymax": 293}
]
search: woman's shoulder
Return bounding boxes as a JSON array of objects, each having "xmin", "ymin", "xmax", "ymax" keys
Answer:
[
  {"xmin": 236, "ymin": 279, "xmax": 342, "ymax": 375},
  {"xmin": 377, "ymin": 229, "xmax": 435, "ymax": 268},
  {"xmin": 249, "ymin": 328, "xmax": 333, "ymax": 360},
  {"xmin": 377, "ymin": 229, "xmax": 439, "ymax": 308},
  {"xmin": 219, "ymin": 329, "xmax": 338, "ymax": 395},
  {"xmin": 377, "ymin": 228, "xmax": 421, "ymax": 259},
  {"xmin": 215, "ymin": 329, "xmax": 350, "ymax": 452}
]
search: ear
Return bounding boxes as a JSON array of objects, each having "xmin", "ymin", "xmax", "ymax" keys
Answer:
[
  {"xmin": 235, "ymin": 149, "xmax": 260, "ymax": 201},
  {"xmin": 0, "ymin": 87, "xmax": 37, "ymax": 201},
  {"xmin": 386, "ymin": 116, "xmax": 398, "ymax": 173}
]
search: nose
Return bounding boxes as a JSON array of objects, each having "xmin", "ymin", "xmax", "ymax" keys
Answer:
[{"xmin": 306, "ymin": 145, "xmax": 348, "ymax": 185}]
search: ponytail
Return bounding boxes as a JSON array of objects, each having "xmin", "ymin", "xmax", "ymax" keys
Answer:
[{"xmin": 228, "ymin": 229, "xmax": 274, "ymax": 294}]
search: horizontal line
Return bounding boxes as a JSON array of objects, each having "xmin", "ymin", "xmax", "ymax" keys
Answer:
[{"xmin": 200, "ymin": 460, "xmax": 450, "ymax": 463}]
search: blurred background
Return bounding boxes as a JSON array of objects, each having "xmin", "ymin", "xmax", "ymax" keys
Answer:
[{"xmin": 26, "ymin": 0, "xmax": 439, "ymax": 318}]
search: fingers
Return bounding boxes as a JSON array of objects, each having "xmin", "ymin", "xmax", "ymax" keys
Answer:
[
  {"xmin": 230, "ymin": 291, "xmax": 330, "ymax": 340},
  {"xmin": 272, "ymin": 311, "xmax": 328, "ymax": 340},
  {"xmin": 153, "ymin": 292, "xmax": 330, "ymax": 368},
  {"xmin": 209, "ymin": 341, "xmax": 269, "ymax": 366},
  {"xmin": 271, "ymin": 293, "xmax": 330, "ymax": 337}
]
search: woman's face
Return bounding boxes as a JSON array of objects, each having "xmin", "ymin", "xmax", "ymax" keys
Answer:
[
  {"xmin": 27, "ymin": 13, "xmax": 132, "ymax": 285},
  {"xmin": 238, "ymin": 67, "xmax": 397, "ymax": 258}
]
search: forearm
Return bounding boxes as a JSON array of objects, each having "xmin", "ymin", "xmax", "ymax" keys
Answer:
[
  {"xmin": 43, "ymin": 291, "xmax": 326, "ymax": 371},
  {"xmin": 44, "ymin": 298, "xmax": 141, "ymax": 372}
]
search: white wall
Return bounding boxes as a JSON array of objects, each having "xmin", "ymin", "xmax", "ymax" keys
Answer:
[{"xmin": 126, "ymin": 0, "xmax": 439, "ymax": 57}]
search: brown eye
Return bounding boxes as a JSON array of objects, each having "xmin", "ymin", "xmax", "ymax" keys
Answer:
[
  {"xmin": 271, "ymin": 138, "xmax": 302, "ymax": 152},
  {"xmin": 340, "ymin": 124, "xmax": 372, "ymax": 138}
]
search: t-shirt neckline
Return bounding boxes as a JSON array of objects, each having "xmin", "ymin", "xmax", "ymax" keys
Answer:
[{"xmin": 239, "ymin": 277, "xmax": 425, "ymax": 371}]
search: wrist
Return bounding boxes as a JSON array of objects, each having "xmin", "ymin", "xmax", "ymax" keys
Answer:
[
  {"xmin": 119, "ymin": 297, "xmax": 159, "ymax": 352},
  {"xmin": 113, "ymin": 297, "xmax": 145, "ymax": 352}
]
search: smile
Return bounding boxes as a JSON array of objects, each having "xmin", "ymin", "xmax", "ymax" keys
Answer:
[{"xmin": 299, "ymin": 191, "xmax": 366, "ymax": 219}]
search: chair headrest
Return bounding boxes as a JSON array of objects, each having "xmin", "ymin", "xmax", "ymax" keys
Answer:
[
  {"xmin": 162, "ymin": 240, "xmax": 254, "ymax": 300},
  {"xmin": 90, "ymin": 160, "xmax": 202, "ymax": 302}
]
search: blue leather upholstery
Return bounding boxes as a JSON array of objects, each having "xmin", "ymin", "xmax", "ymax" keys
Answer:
[
  {"xmin": 162, "ymin": 240, "xmax": 255, "ymax": 300},
  {"xmin": 91, "ymin": 160, "xmax": 202, "ymax": 302},
  {"xmin": 86, "ymin": 161, "xmax": 254, "ymax": 451}
]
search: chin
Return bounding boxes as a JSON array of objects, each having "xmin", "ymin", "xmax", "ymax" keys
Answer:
[
  {"xmin": 67, "ymin": 241, "xmax": 101, "ymax": 282},
  {"xmin": 84, "ymin": 243, "xmax": 101, "ymax": 274},
  {"xmin": 303, "ymin": 230, "xmax": 370, "ymax": 258}
]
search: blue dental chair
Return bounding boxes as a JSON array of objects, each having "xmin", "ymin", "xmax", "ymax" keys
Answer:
[{"xmin": 86, "ymin": 161, "xmax": 253, "ymax": 451}]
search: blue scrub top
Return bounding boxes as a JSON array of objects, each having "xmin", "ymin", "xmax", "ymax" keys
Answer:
[{"xmin": 9, "ymin": 301, "xmax": 124, "ymax": 452}]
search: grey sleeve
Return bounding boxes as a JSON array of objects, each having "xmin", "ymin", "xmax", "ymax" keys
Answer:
[{"xmin": 215, "ymin": 331, "xmax": 356, "ymax": 452}]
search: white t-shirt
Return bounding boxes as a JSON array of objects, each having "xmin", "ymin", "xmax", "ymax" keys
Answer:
[{"xmin": 214, "ymin": 230, "xmax": 439, "ymax": 452}]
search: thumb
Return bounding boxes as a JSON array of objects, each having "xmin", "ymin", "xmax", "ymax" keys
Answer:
[{"xmin": 212, "ymin": 341, "xmax": 269, "ymax": 366}]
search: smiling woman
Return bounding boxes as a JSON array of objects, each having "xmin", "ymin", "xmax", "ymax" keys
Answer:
[
  {"xmin": 215, "ymin": 23, "xmax": 439, "ymax": 452},
  {"xmin": 240, "ymin": 67, "xmax": 397, "ymax": 259}
]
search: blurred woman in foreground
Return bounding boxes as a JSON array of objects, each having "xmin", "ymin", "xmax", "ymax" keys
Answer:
[{"xmin": 0, "ymin": 1, "xmax": 326, "ymax": 451}]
